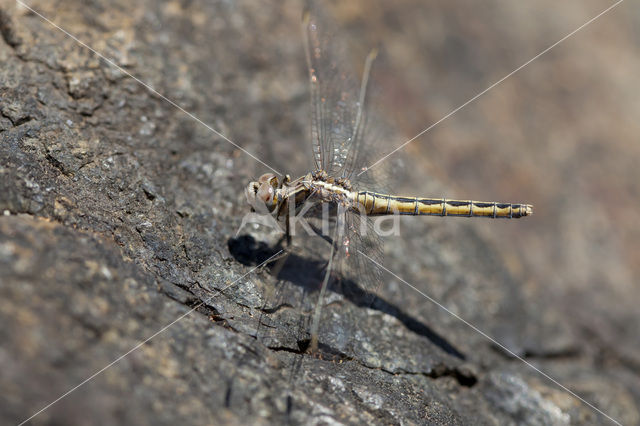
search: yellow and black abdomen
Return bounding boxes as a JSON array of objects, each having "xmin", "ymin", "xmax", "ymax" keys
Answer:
[{"xmin": 355, "ymin": 191, "xmax": 533, "ymax": 218}]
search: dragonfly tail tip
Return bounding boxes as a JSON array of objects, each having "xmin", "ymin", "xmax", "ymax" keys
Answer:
[{"xmin": 525, "ymin": 204, "xmax": 533, "ymax": 216}]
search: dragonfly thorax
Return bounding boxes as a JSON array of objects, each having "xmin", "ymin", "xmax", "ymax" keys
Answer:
[
  {"xmin": 307, "ymin": 178, "xmax": 354, "ymax": 206},
  {"xmin": 310, "ymin": 170, "xmax": 352, "ymax": 191},
  {"xmin": 299, "ymin": 169, "xmax": 355, "ymax": 209}
]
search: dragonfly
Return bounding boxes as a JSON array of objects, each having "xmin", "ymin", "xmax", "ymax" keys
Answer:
[{"xmin": 244, "ymin": 7, "xmax": 532, "ymax": 354}]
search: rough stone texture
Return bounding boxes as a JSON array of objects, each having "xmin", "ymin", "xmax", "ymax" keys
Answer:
[{"xmin": 1, "ymin": 0, "xmax": 639, "ymax": 425}]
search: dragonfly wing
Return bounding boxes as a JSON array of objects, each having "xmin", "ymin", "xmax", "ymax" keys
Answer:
[
  {"xmin": 303, "ymin": 5, "xmax": 361, "ymax": 177},
  {"xmin": 339, "ymin": 212, "xmax": 384, "ymax": 305}
]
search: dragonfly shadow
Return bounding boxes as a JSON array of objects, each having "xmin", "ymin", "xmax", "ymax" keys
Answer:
[{"xmin": 228, "ymin": 234, "xmax": 465, "ymax": 360}]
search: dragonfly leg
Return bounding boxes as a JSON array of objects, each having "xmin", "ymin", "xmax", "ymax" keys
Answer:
[
  {"xmin": 307, "ymin": 222, "xmax": 336, "ymax": 248},
  {"xmin": 264, "ymin": 249, "xmax": 290, "ymax": 279},
  {"xmin": 256, "ymin": 243, "xmax": 290, "ymax": 279},
  {"xmin": 259, "ymin": 208, "xmax": 293, "ymax": 275},
  {"xmin": 309, "ymin": 226, "xmax": 339, "ymax": 353},
  {"xmin": 285, "ymin": 207, "xmax": 292, "ymax": 247}
]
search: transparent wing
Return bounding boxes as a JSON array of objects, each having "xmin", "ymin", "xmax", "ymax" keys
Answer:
[
  {"xmin": 305, "ymin": 206, "xmax": 385, "ymax": 354},
  {"xmin": 303, "ymin": 5, "xmax": 395, "ymax": 192},
  {"xmin": 336, "ymin": 211, "xmax": 384, "ymax": 305},
  {"xmin": 303, "ymin": 5, "xmax": 367, "ymax": 179}
]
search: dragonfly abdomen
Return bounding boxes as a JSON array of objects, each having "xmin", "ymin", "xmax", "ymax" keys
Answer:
[{"xmin": 355, "ymin": 191, "xmax": 533, "ymax": 218}]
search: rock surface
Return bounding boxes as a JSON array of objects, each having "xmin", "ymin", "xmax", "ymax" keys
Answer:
[{"xmin": 1, "ymin": 0, "xmax": 638, "ymax": 425}]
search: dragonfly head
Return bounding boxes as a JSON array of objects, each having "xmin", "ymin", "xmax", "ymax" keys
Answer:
[{"xmin": 245, "ymin": 173, "xmax": 279, "ymax": 212}]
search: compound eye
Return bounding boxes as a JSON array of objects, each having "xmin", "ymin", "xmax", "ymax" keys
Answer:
[
  {"xmin": 258, "ymin": 173, "xmax": 278, "ymax": 186},
  {"xmin": 256, "ymin": 182, "xmax": 275, "ymax": 204}
]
